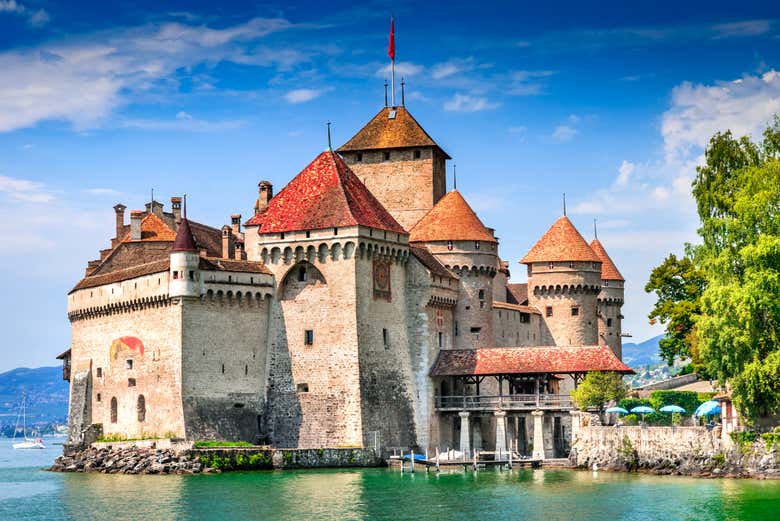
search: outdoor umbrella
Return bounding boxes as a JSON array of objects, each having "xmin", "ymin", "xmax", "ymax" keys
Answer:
[
  {"xmin": 605, "ymin": 406, "xmax": 629, "ymax": 414},
  {"xmin": 695, "ymin": 400, "xmax": 721, "ymax": 417},
  {"xmin": 630, "ymin": 406, "xmax": 655, "ymax": 414},
  {"xmin": 659, "ymin": 405, "xmax": 686, "ymax": 413}
]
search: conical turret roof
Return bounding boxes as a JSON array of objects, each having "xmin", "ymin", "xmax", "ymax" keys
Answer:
[
  {"xmin": 337, "ymin": 106, "xmax": 450, "ymax": 159},
  {"xmin": 520, "ymin": 216, "xmax": 600, "ymax": 264},
  {"xmin": 590, "ymin": 239, "xmax": 624, "ymax": 281},
  {"xmin": 171, "ymin": 218, "xmax": 197, "ymax": 252},
  {"xmin": 258, "ymin": 151, "xmax": 405, "ymax": 234},
  {"xmin": 409, "ymin": 190, "xmax": 497, "ymax": 243}
]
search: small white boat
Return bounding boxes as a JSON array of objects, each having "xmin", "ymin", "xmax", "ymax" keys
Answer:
[{"xmin": 12, "ymin": 394, "xmax": 46, "ymax": 450}]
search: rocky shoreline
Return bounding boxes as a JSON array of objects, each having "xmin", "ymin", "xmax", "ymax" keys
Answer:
[{"xmin": 49, "ymin": 445, "xmax": 218, "ymax": 474}]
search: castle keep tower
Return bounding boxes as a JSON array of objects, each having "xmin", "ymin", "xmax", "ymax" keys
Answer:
[
  {"xmin": 590, "ymin": 238, "xmax": 625, "ymax": 359},
  {"xmin": 522, "ymin": 217, "xmax": 602, "ymax": 346},
  {"xmin": 337, "ymin": 106, "xmax": 450, "ymax": 230},
  {"xmin": 410, "ymin": 190, "xmax": 498, "ymax": 349}
]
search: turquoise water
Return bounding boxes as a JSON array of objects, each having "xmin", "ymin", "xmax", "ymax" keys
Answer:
[{"xmin": 2, "ymin": 438, "xmax": 780, "ymax": 520}]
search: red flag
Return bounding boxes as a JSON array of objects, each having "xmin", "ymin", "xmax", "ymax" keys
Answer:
[{"xmin": 388, "ymin": 18, "xmax": 395, "ymax": 61}]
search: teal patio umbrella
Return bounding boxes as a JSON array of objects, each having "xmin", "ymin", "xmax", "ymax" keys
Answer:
[{"xmin": 659, "ymin": 405, "xmax": 686, "ymax": 413}]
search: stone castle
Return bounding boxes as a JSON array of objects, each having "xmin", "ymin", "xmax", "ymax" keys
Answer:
[{"xmin": 61, "ymin": 103, "xmax": 631, "ymax": 459}]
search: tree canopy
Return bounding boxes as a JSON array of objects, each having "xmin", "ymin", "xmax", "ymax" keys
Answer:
[
  {"xmin": 570, "ymin": 371, "xmax": 628, "ymax": 410},
  {"xmin": 646, "ymin": 117, "xmax": 780, "ymax": 421}
]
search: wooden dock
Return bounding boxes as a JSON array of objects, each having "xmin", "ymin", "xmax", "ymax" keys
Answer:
[{"xmin": 388, "ymin": 451, "xmax": 571, "ymax": 473}]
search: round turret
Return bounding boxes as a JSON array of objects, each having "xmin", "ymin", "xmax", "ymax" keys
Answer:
[
  {"xmin": 409, "ymin": 190, "xmax": 498, "ymax": 348},
  {"xmin": 521, "ymin": 216, "xmax": 601, "ymax": 346},
  {"xmin": 170, "ymin": 218, "xmax": 202, "ymax": 298},
  {"xmin": 590, "ymin": 238, "xmax": 625, "ymax": 358}
]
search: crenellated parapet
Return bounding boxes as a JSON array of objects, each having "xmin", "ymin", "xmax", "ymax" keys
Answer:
[
  {"xmin": 68, "ymin": 294, "xmax": 171, "ymax": 322},
  {"xmin": 532, "ymin": 283, "xmax": 601, "ymax": 296}
]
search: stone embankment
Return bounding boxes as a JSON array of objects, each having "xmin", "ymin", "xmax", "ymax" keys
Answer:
[
  {"xmin": 50, "ymin": 441, "xmax": 382, "ymax": 474},
  {"xmin": 570, "ymin": 425, "xmax": 780, "ymax": 479}
]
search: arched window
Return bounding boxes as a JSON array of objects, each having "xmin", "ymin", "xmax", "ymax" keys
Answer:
[
  {"xmin": 137, "ymin": 395, "xmax": 146, "ymax": 422},
  {"xmin": 110, "ymin": 397, "xmax": 118, "ymax": 423}
]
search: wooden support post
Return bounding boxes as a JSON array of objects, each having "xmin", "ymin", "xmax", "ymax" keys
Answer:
[
  {"xmin": 410, "ymin": 450, "xmax": 415, "ymax": 473},
  {"xmin": 400, "ymin": 451, "xmax": 404, "ymax": 473},
  {"xmin": 473, "ymin": 449, "xmax": 478, "ymax": 471}
]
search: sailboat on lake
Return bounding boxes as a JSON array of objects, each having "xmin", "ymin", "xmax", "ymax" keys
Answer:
[{"xmin": 12, "ymin": 394, "xmax": 45, "ymax": 450}]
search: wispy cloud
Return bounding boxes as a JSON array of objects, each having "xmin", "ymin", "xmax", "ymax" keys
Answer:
[
  {"xmin": 376, "ymin": 61, "xmax": 424, "ymax": 78},
  {"xmin": 509, "ymin": 70, "xmax": 557, "ymax": 95},
  {"xmin": 84, "ymin": 188, "xmax": 121, "ymax": 196},
  {"xmin": 0, "ymin": 0, "xmax": 49, "ymax": 27},
  {"xmin": 711, "ymin": 20, "xmax": 773, "ymax": 38},
  {"xmin": 119, "ymin": 114, "xmax": 245, "ymax": 132},
  {"xmin": 0, "ymin": 16, "xmax": 307, "ymax": 133},
  {"xmin": 443, "ymin": 93, "xmax": 500, "ymax": 112},
  {"xmin": 0, "ymin": 174, "xmax": 54, "ymax": 203},
  {"xmin": 284, "ymin": 87, "xmax": 328, "ymax": 104}
]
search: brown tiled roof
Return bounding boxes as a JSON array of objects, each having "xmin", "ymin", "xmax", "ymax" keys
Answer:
[
  {"xmin": 429, "ymin": 346, "xmax": 634, "ymax": 377},
  {"xmin": 409, "ymin": 190, "xmax": 497, "ymax": 243},
  {"xmin": 337, "ymin": 106, "xmax": 450, "ymax": 158},
  {"xmin": 258, "ymin": 151, "xmax": 406, "ymax": 234},
  {"xmin": 70, "ymin": 259, "xmax": 170, "ymax": 292},
  {"xmin": 199, "ymin": 257, "xmax": 271, "ymax": 274},
  {"xmin": 410, "ymin": 246, "xmax": 457, "ymax": 280},
  {"xmin": 124, "ymin": 214, "xmax": 176, "ymax": 243},
  {"xmin": 520, "ymin": 216, "xmax": 600, "ymax": 263},
  {"xmin": 492, "ymin": 301, "xmax": 540, "ymax": 315},
  {"xmin": 506, "ymin": 283, "xmax": 528, "ymax": 305},
  {"xmin": 188, "ymin": 221, "xmax": 223, "ymax": 257},
  {"xmin": 589, "ymin": 239, "xmax": 624, "ymax": 281},
  {"xmin": 172, "ymin": 218, "xmax": 197, "ymax": 252}
]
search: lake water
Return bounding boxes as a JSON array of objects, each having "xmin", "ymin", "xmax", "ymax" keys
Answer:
[{"xmin": 2, "ymin": 437, "xmax": 780, "ymax": 520}]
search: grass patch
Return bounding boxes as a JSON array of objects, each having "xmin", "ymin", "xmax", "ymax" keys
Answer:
[{"xmin": 193, "ymin": 440, "xmax": 254, "ymax": 448}]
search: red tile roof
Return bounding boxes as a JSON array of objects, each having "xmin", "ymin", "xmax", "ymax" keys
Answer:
[
  {"xmin": 429, "ymin": 346, "xmax": 634, "ymax": 376},
  {"xmin": 589, "ymin": 239, "xmax": 625, "ymax": 281},
  {"xmin": 409, "ymin": 190, "xmax": 497, "ymax": 243},
  {"xmin": 337, "ymin": 106, "xmax": 450, "ymax": 158},
  {"xmin": 506, "ymin": 283, "xmax": 528, "ymax": 305},
  {"xmin": 520, "ymin": 216, "xmax": 600, "ymax": 264},
  {"xmin": 258, "ymin": 151, "xmax": 406, "ymax": 234},
  {"xmin": 244, "ymin": 208, "xmax": 267, "ymax": 227},
  {"xmin": 171, "ymin": 218, "xmax": 197, "ymax": 252}
]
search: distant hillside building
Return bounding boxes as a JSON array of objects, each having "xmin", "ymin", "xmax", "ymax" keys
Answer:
[{"xmin": 62, "ymin": 102, "xmax": 631, "ymax": 459}]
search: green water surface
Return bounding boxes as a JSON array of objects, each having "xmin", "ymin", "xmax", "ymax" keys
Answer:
[{"xmin": 2, "ymin": 438, "xmax": 779, "ymax": 520}]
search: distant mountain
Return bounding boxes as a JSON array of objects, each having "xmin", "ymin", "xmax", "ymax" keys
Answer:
[
  {"xmin": 0, "ymin": 366, "xmax": 68, "ymax": 431},
  {"xmin": 622, "ymin": 334, "xmax": 664, "ymax": 367}
]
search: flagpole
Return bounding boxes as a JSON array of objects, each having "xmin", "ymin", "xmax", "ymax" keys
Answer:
[{"xmin": 391, "ymin": 59, "xmax": 395, "ymax": 106}]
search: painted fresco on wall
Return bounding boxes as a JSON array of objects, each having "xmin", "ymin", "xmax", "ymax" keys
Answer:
[
  {"xmin": 373, "ymin": 259, "xmax": 391, "ymax": 301},
  {"xmin": 110, "ymin": 336, "xmax": 145, "ymax": 361}
]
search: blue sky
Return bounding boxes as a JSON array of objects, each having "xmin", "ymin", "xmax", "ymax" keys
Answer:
[{"xmin": 1, "ymin": 1, "xmax": 780, "ymax": 371}]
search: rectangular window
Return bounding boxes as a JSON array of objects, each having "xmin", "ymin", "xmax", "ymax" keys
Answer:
[
  {"xmin": 334, "ymin": 227, "xmax": 339, "ymax": 235},
  {"xmin": 189, "ymin": 270, "xmax": 195, "ymax": 280},
  {"xmin": 546, "ymin": 306, "xmax": 553, "ymax": 317},
  {"xmin": 298, "ymin": 267, "xmax": 307, "ymax": 282},
  {"xmin": 383, "ymin": 151, "xmax": 390, "ymax": 161},
  {"xmin": 96, "ymin": 367, "xmax": 102, "ymax": 378},
  {"xmin": 604, "ymin": 280, "xmax": 610, "ymax": 287},
  {"xmin": 297, "ymin": 383, "xmax": 309, "ymax": 393},
  {"xmin": 438, "ymin": 331, "xmax": 443, "ymax": 348},
  {"xmin": 571, "ymin": 307, "xmax": 579, "ymax": 316},
  {"xmin": 470, "ymin": 327, "xmax": 481, "ymax": 334},
  {"xmin": 173, "ymin": 271, "xmax": 179, "ymax": 280},
  {"xmin": 128, "ymin": 378, "xmax": 136, "ymax": 387},
  {"xmin": 280, "ymin": 232, "xmax": 285, "ymax": 240},
  {"xmin": 607, "ymin": 318, "xmax": 613, "ymax": 327},
  {"xmin": 356, "ymin": 153, "xmax": 363, "ymax": 162},
  {"xmin": 125, "ymin": 359, "xmax": 133, "ymax": 370},
  {"xmin": 474, "ymin": 241, "xmax": 480, "ymax": 250},
  {"xmin": 96, "ymin": 393, "xmax": 101, "ymax": 402},
  {"xmin": 548, "ymin": 262, "xmax": 554, "ymax": 269},
  {"xmin": 304, "ymin": 330, "xmax": 314, "ymax": 345},
  {"xmin": 382, "ymin": 328, "xmax": 389, "ymax": 348},
  {"xmin": 454, "ymin": 321, "xmax": 459, "ymax": 337},
  {"xmin": 414, "ymin": 149, "xmax": 421, "ymax": 159}
]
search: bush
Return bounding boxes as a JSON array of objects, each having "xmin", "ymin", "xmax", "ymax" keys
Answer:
[
  {"xmin": 193, "ymin": 440, "xmax": 254, "ymax": 448},
  {"xmin": 570, "ymin": 372, "xmax": 628, "ymax": 410},
  {"xmin": 649, "ymin": 390, "xmax": 701, "ymax": 415}
]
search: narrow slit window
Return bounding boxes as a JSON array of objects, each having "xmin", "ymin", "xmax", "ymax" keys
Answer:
[
  {"xmin": 305, "ymin": 330, "xmax": 314, "ymax": 345},
  {"xmin": 571, "ymin": 307, "xmax": 579, "ymax": 316},
  {"xmin": 438, "ymin": 331, "xmax": 443, "ymax": 348},
  {"xmin": 546, "ymin": 306, "xmax": 553, "ymax": 317},
  {"xmin": 382, "ymin": 328, "xmax": 389, "ymax": 348}
]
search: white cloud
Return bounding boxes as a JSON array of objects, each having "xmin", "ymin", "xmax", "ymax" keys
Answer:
[
  {"xmin": 551, "ymin": 124, "xmax": 577, "ymax": 142},
  {"xmin": 431, "ymin": 58, "xmax": 476, "ymax": 80},
  {"xmin": 119, "ymin": 116, "xmax": 244, "ymax": 132},
  {"xmin": 509, "ymin": 70, "xmax": 557, "ymax": 95},
  {"xmin": 661, "ymin": 69, "xmax": 780, "ymax": 166},
  {"xmin": 0, "ymin": 174, "xmax": 53, "ymax": 203},
  {"xmin": 0, "ymin": 16, "xmax": 300, "ymax": 132},
  {"xmin": 284, "ymin": 88, "xmax": 327, "ymax": 104},
  {"xmin": 443, "ymin": 93, "xmax": 499, "ymax": 112},
  {"xmin": 376, "ymin": 61, "xmax": 424, "ymax": 78},
  {"xmin": 0, "ymin": 0, "xmax": 49, "ymax": 27},
  {"xmin": 84, "ymin": 188, "xmax": 121, "ymax": 196},
  {"xmin": 712, "ymin": 20, "xmax": 772, "ymax": 38},
  {"xmin": 615, "ymin": 160, "xmax": 635, "ymax": 187}
]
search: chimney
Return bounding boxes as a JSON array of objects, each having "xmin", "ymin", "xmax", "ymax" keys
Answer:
[
  {"xmin": 255, "ymin": 181, "xmax": 273, "ymax": 214},
  {"xmin": 234, "ymin": 241, "xmax": 244, "ymax": 261},
  {"xmin": 113, "ymin": 204, "xmax": 126, "ymax": 242},
  {"xmin": 231, "ymin": 214, "xmax": 241, "ymax": 236},
  {"xmin": 146, "ymin": 200, "xmax": 164, "ymax": 217},
  {"xmin": 130, "ymin": 210, "xmax": 143, "ymax": 240},
  {"xmin": 171, "ymin": 197, "xmax": 182, "ymax": 227},
  {"xmin": 221, "ymin": 225, "xmax": 233, "ymax": 260}
]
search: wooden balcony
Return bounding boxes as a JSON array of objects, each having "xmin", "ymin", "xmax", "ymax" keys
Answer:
[{"xmin": 435, "ymin": 394, "xmax": 573, "ymax": 412}]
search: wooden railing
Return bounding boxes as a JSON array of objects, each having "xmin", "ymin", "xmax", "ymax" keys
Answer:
[{"xmin": 435, "ymin": 394, "xmax": 573, "ymax": 411}]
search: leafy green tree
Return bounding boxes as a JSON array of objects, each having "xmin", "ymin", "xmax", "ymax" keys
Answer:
[
  {"xmin": 570, "ymin": 372, "xmax": 628, "ymax": 410},
  {"xmin": 645, "ymin": 254, "xmax": 706, "ymax": 365}
]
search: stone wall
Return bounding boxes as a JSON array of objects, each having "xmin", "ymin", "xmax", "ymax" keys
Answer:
[{"xmin": 568, "ymin": 425, "xmax": 780, "ymax": 477}]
